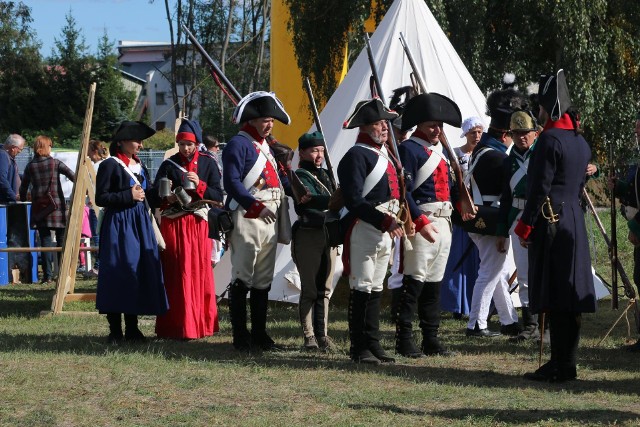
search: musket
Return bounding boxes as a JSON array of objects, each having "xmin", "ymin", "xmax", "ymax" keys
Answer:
[
  {"xmin": 583, "ymin": 189, "xmax": 640, "ymax": 335},
  {"xmin": 609, "ymin": 142, "xmax": 619, "ymax": 309},
  {"xmin": 398, "ymin": 32, "xmax": 476, "ymax": 220},
  {"xmin": 182, "ymin": 24, "xmax": 307, "ymax": 202},
  {"xmin": 303, "ymin": 77, "xmax": 338, "ymax": 191},
  {"xmin": 363, "ymin": 32, "xmax": 413, "ymax": 235}
]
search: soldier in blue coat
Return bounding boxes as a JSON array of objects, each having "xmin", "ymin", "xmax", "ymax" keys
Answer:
[
  {"xmin": 465, "ymin": 89, "xmax": 525, "ymax": 338},
  {"xmin": 394, "ymin": 93, "xmax": 462, "ymax": 358},
  {"xmin": 515, "ymin": 69, "xmax": 596, "ymax": 382},
  {"xmin": 338, "ymin": 98, "xmax": 404, "ymax": 365},
  {"xmin": 222, "ymin": 91, "xmax": 295, "ymax": 352}
]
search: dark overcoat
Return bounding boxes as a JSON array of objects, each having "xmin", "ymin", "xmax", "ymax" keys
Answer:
[{"xmin": 520, "ymin": 128, "xmax": 596, "ymax": 314}]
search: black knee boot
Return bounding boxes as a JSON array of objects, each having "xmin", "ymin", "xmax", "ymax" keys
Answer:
[
  {"xmin": 557, "ymin": 313, "xmax": 580, "ymax": 381},
  {"xmin": 366, "ymin": 290, "xmax": 395, "ymax": 363},
  {"xmin": 348, "ymin": 289, "xmax": 380, "ymax": 364},
  {"xmin": 524, "ymin": 311, "xmax": 568, "ymax": 382},
  {"xmin": 106, "ymin": 313, "xmax": 123, "ymax": 344},
  {"xmin": 124, "ymin": 314, "xmax": 146, "ymax": 342},
  {"xmin": 419, "ymin": 281, "xmax": 453, "ymax": 356},
  {"xmin": 389, "ymin": 287, "xmax": 402, "ymax": 324},
  {"xmin": 250, "ymin": 287, "xmax": 284, "ymax": 351},
  {"xmin": 228, "ymin": 280, "xmax": 251, "ymax": 351},
  {"xmin": 509, "ymin": 306, "xmax": 540, "ymax": 342},
  {"xmin": 395, "ymin": 276, "xmax": 424, "ymax": 358}
]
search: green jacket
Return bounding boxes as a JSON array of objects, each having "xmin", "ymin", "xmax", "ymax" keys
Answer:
[{"xmin": 293, "ymin": 160, "xmax": 334, "ymax": 227}]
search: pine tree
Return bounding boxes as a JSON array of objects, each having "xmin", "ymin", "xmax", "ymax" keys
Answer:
[
  {"xmin": 0, "ymin": 1, "xmax": 46, "ymax": 135},
  {"xmin": 92, "ymin": 31, "xmax": 135, "ymax": 141}
]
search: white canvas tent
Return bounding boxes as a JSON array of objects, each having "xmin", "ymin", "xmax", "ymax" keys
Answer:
[{"xmin": 214, "ymin": 0, "xmax": 490, "ymax": 302}]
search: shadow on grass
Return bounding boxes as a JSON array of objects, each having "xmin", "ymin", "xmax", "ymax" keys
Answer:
[
  {"xmin": 348, "ymin": 404, "xmax": 640, "ymax": 424},
  {"xmin": 1, "ymin": 330, "xmax": 640, "ymax": 399},
  {"xmin": 432, "ymin": 408, "xmax": 640, "ymax": 425},
  {"xmin": 0, "ymin": 286, "xmax": 55, "ymax": 318}
]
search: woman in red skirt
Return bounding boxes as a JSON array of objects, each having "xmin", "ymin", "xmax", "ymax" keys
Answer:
[{"xmin": 149, "ymin": 119, "xmax": 224, "ymax": 339}]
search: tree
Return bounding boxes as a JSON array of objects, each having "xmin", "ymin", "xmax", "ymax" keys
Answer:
[
  {"xmin": 286, "ymin": 0, "xmax": 640, "ymax": 165},
  {"xmin": 92, "ymin": 31, "xmax": 136, "ymax": 140},
  {"xmin": 45, "ymin": 10, "xmax": 93, "ymax": 146},
  {"xmin": 0, "ymin": 1, "xmax": 46, "ymax": 135},
  {"xmin": 161, "ymin": 0, "xmax": 272, "ymax": 142}
]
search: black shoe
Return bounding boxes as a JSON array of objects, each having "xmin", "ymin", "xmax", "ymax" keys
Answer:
[
  {"xmin": 252, "ymin": 333, "xmax": 286, "ymax": 352},
  {"xmin": 396, "ymin": 338, "xmax": 425, "ymax": 358},
  {"xmin": 500, "ymin": 322, "xmax": 524, "ymax": 336},
  {"xmin": 523, "ymin": 361, "xmax": 575, "ymax": 383},
  {"xmin": 351, "ymin": 348, "xmax": 381, "ymax": 365},
  {"xmin": 369, "ymin": 342, "xmax": 396, "ymax": 363},
  {"xmin": 124, "ymin": 328, "xmax": 147, "ymax": 342},
  {"xmin": 421, "ymin": 336, "xmax": 456, "ymax": 357},
  {"xmin": 466, "ymin": 325, "xmax": 500, "ymax": 337},
  {"xmin": 124, "ymin": 315, "xmax": 147, "ymax": 342}
]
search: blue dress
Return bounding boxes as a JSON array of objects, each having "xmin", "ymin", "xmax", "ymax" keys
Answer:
[
  {"xmin": 95, "ymin": 157, "xmax": 168, "ymax": 315},
  {"xmin": 440, "ymin": 225, "xmax": 479, "ymax": 315}
]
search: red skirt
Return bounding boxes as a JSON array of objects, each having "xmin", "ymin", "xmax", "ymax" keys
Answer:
[{"xmin": 155, "ymin": 214, "xmax": 218, "ymax": 339}]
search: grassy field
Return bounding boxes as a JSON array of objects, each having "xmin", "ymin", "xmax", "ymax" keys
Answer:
[{"xmin": 1, "ymin": 210, "xmax": 639, "ymax": 426}]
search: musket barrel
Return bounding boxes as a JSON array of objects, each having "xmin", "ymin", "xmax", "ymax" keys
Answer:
[
  {"xmin": 304, "ymin": 77, "xmax": 338, "ymax": 190},
  {"xmin": 182, "ymin": 24, "xmax": 242, "ymax": 103},
  {"xmin": 363, "ymin": 33, "xmax": 401, "ymax": 163}
]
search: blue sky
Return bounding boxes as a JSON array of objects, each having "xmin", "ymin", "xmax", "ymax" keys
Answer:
[{"xmin": 25, "ymin": 0, "xmax": 175, "ymax": 57}]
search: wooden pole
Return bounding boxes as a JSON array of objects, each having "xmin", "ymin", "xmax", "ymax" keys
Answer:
[{"xmin": 50, "ymin": 82, "xmax": 97, "ymax": 315}]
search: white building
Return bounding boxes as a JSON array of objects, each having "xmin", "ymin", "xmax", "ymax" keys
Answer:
[{"xmin": 117, "ymin": 40, "xmax": 198, "ymax": 131}]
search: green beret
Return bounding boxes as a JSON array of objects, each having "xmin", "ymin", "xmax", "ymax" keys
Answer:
[{"xmin": 298, "ymin": 131, "xmax": 324, "ymax": 150}]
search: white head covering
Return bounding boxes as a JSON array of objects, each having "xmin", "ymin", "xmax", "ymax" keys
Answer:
[{"xmin": 460, "ymin": 116, "xmax": 485, "ymax": 138}]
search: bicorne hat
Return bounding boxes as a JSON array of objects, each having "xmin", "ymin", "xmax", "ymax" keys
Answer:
[
  {"xmin": 538, "ymin": 69, "xmax": 572, "ymax": 122},
  {"xmin": 232, "ymin": 91, "xmax": 290, "ymax": 125},
  {"xmin": 401, "ymin": 93, "xmax": 462, "ymax": 132},
  {"xmin": 176, "ymin": 119, "xmax": 203, "ymax": 145},
  {"xmin": 112, "ymin": 121, "xmax": 155, "ymax": 142},
  {"xmin": 298, "ymin": 131, "xmax": 324, "ymax": 150},
  {"xmin": 343, "ymin": 98, "xmax": 398, "ymax": 129}
]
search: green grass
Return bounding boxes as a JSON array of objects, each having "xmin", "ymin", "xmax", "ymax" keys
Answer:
[{"xmin": 0, "ymin": 209, "xmax": 639, "ymax": 426}]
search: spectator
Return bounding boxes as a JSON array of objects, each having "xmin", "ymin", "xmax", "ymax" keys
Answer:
[
  {"xmin": 19, "ymin": 135, "xmax": 75, "ymax": 284},
  {"xmin": 0, "ymin": 134, "xmax": 26, "ymax": 203}
]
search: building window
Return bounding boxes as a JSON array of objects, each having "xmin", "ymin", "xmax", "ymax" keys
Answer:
[
  {"xmin": 156, "ymin": 122, "xmax": 166, "ymax": 131},
  {"xmin": 156, "ymin": 92, "xmax": 166, "ymax": 105}
]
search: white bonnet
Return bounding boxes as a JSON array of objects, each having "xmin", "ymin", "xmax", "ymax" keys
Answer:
[{"xmin": 460, "ymin": 116, "xmax": 485, "ymax": 137}]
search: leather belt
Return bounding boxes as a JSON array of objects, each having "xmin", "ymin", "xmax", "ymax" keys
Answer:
[
  {"xmin": 375, "ymin": 199, "xmax": 401, "ymax": 216},
  {"xmin": 418, "ymin": 201, "xmax": 453, "ymax": 218}
]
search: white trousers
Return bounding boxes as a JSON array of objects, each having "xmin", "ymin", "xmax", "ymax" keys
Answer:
[
  {"xmin": 467, "ymin": 233, "xmax": 518, "ymax": 330},
  {"xmin": 347, "ymin": 220, "xmax": 392, "ymax": 293},
  {"xmin": 403, "ymin": 215, "xmax": 452, "ymax": 282},
  {"xmin": 228, "ymin": 199, "xmax": 280, "ymax": 290},
  {"xmin": 509, "ymin": 213, "xmax": 529, "ymax": 306}
]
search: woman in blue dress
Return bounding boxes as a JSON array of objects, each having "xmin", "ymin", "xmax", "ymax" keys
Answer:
[
  {"xmin": 95, "ymin": 121, "xmax": 168, "ymax": 344},
  {"xmin": 440, "ymin": 117, "xmax": 483, "ymax": 317}
]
